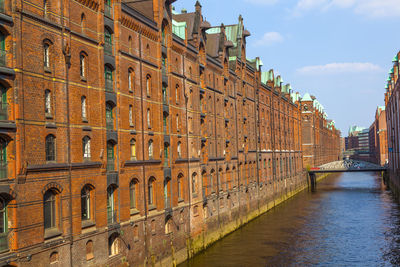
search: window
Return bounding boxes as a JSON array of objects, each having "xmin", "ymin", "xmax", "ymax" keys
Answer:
[
  {"xmin": 104, "ymin": 0, "xmax": 112, "ymax": 18},
  {"xmin": 0, "ymin": 137, "xmax": 6, "ymax": 179},
  {"xmin": 81, "ymin": 185, "xmax": 92, "ymax": 221},
  {"xmin": 192, "ymin": 173, "xmax": 197, "ymax": 194},
  {"xmin": 176, "ymin": 85, "xmax": 179, "ymax": 103},
  {"xmin": 105, "ymin": 65, "xmax": 113, "ymax": 91},
  {"xmin": 0, "ymin": 196, "xmax": 8, "ymax": 251},
  {"xmin": 129, "ymin": 105, "xmax": 133, "ymax": 126},
  {"xmin": 177, "ymin": 141, "xmax": 181, "ymax": 158},
  {"xmin": 44, "ymin": 190, "xmax": 56, "ymax": 230},
  {"xmin": 80, "ymin": 54, "xmax": 86, "ymax": 78},
  {"xmin": 128, "ymin": 36, "xmax": 132, "ymax": 53},
  {"xmin": 108, "ymin": 233, "xmax": 120, "ymax": 256},
  {"xmin": 107, "ymin": 141, "xmax": 114, "ymax": 171},
  {"xmin": 128, "ymin": 69, "xmax": 134, "ymax": 92},
  {"xmin": 176, "ymin": 114, "xmax": 179, "ymax": 132},
  {"xmin": 164, "ymin": 143, "xmax": 169, "ymax": 167},
  {"xmin": 45, "ymin": 134, "xmax": 56, "ymax": 161},
  {"xmin": 104, "ymin": 28, "xmax": 112, "ymax": 55},
  {"xmin": 146, "ymin": 75, "xmax": 151, "ymax": 96},
  {"xmin": 130, "ymin": 179, "xmax": 138, "ymax": 210},
  {"xmin": 147, "ymin": 108, "xmax": 151, "ymax": 129},
  {"xmin": 86, "ymin": 240, "xmax": 94, "ymax": 261},
  {"xmin": 148, "ymin": 140, "xmax": 153, "ymax": 159},
  {"xmin": 83, "ymin": 136, "xmax": 91, "ymax": 159},
  {"xmin": 0, "ymin": 33, "xmax": 5, "ymax": 67},
  {"xmin": 44, "ymin": 0, "xmax": 48, "ymax": 17},
  {"xmin": 44, "ymin": 43, "xmax": 50, "ymax": 68},
  {"xmin": 106, "ymin": 103, "xmax": 114, "ymax": 130},
  {"xmin": 81, "ymin": 96, "xmax": 87, "ymax": 120},
  {"xmin": 148, "ymin": 177, "xmax": 155, "ymax": 206},
  {"xmin": 81, "ymin": 13, "xmax": 86, "ymax": 33},
  {"xmin": 130, "ymin": 139, "xmax": 136, "ymax": 160},
  {"xmin": 45, "ymin": 89, "xmax": 51, "ymax": 115},
  {"xmin": 107, "ymin": 186, "xmax": 115, "ymax": 224},
  {"xmin": 177, "ymin": 174, "xmax": 183, "ymax": 200}
]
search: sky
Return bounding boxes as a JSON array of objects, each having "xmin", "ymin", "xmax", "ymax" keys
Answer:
[{"xmin": 172, "ymin": 0, "xmax": 400, "ymax": 135}]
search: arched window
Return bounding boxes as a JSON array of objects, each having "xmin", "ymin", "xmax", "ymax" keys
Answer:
[
  {"xmin": 45, "ymin": 134, "xmax": 56, "ymax": 161},
  {"xmin": 0, "ymin": 196, "xmax": 8, "ymax": 251},
  {"xmin": 176, "ymin": 114, "xmax": 179, "ymax": 132},
  {"xmin": 147, "ymin": 108, "xmax": 151, "ymax": 129},
  {"xmin": 82, "ymin": 136, "xmax": 91, "ymax": 159},
  {"xmin": 175, "ymin": 85, "xmax": 179, "ymax": 103},
  {"xmin": 128, "ymin": 36, "xmax": 132, "ymax": 53},
  {"xmin": 81, "ymin": 13, "xmax": 86, "ymax": 33},
  {"xmin": 162, "ymin": 23, "xmax": 166, "ymax": 46},
  {"xmin": 106, "ymin": 141, "xmax": 115, "ymax": 171},
  {"xmin": 80, "ymin": 54, "xmax": 86, "ymax": 78},
  {"xmin": 130, "ymin": 179, "xmax": 138, "ymax": 210},
  {"xmin": 108, "ymin": 233, "xmax": 120, "ymax": 256},
  {"xmin": 177, "ymin": 141, "xmax": 181, "ymax": 158},
  {"xmin": 128, "ymin": 69, "xmax": 134, "ymax": 92},
  {"xmin": 148, "ymin": 177, "xmax": 155, "ymax": 206},
  {"xmin": 107, "ymin": 186, "xmax": 116, "ymax": 224},
  {"xmin": 148, "ymin": 140, "xmax": 153, "ymax": 159},
  {"xmin": 104, "ymin": 27, "xmax": 113, "ymax": 55},
  {"xmin": 0, "ymin": 33, "xmax": 5, "ymax": 67},
  {"xmin": 0, "ymin": 137, "xmax": 7, "ymax": 179},
  {"xmin": 44, "ymin": 0, "xmax": 48, "ymax": 17},
  {"xmin": 210, "ymin": 170, "xmax": 215, "ymax": 193},
  {"xmin": 106, "ymin": 102, "xmax": 114, "ymax": 130},
  {"xmin": 164, "ymin": 143, "xmax": 169, "ymax": 167},
  {"xmin": 129, "ymin": 105, "xmax": 133, "ymax": 126},
  {"xmin": 81, "ymin": 185, "xmax": 92, "ymax": 221},
  {"xmin": 104, "ymin": 65, "xmax": 113, "ymax": 91},
  {"xmin": 146, "ymin": 75, "xmax": 151, "ymax": 96},
  {"xmin": 192, "ymin": 173, "xmax": 197, "ymax": 194},
  {"xmin": 130, "ymin": 139, "xmax": 136, "ymax": 160},
  {"xmin": 44, "ymin": 43, "xmax": 50, "ymax": 68},
  {"xmin": 45, "ymin": 89, "xmax": 51, "ymax": 115},
  {"xmin": 177, "ymin": 174, "xmax": 183, "ymax": 200},
  {"xmin": 81, "ymin": 96, "xmax": 87, "ymax": 120},
  {"xmin": 44, "ymin": 189, "xmax": 57, "ymax": 230}
]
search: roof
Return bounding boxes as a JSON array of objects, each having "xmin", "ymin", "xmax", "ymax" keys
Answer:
[
  {"xmin": 301, "ymin": 93, "xmax": 313, "ymax": 101},
  {"xmin": 172, "ymin": 19, "xmax": 186, "ymax": 40}
]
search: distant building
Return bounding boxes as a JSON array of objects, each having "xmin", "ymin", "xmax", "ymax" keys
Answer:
[
  {"xmin": 344, "ymin": 126, "xmax": 370, "ymax": 161},
  {"xmin": 369, "ymin": 106, "xmax": 388, "ymax": 166}
]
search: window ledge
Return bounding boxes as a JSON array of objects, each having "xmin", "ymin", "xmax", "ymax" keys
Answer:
[
  {"xmin": 130, "ymin": 209, "xmax": 140, "ymax": 216},
  {"xmin": 80, "ymin": 76, "xmax": 87, "ymax": 82},
  {"xmin": 178, "ymin": 198, "xmax": 184, "ymax": 203},
  {"xmin": 81, "ymin": 220, "xmax": 95, "ymax": 229},
  {"xmin": 82, "ymin": 118, "xmax": 88, "ymax": 123},
  {"xmin": 148, "ymin": 205, "xmax": 156, "ymax": 211},
  {"xmin": 45, "ymin": 113, "xmax": 53, "ymax": 119},
  {"xmin": 44, "ymin": 67, "xmax": 51, "ymax": 73},
  {"xmin": 44, "ymin": 228, "xmax": 62, "ymax": 240}
]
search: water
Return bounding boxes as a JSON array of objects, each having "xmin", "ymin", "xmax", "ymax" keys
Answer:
[{"xmin": 180, "ymin": 172, "xmax": 400, "ymax": 267}]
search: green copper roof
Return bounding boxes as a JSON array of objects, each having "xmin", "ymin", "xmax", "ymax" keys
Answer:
[
  {"xmin": 291, "ymin": 92, "xmax": 301, "ymax": 103},
  {"xmin": 275, "ymin": 75, "xmax": 283, "ymax": 87},
  {"xmin": 172, "ymin": 19, "xmax": 186, "ymax": 40},
  {"xmin": 389, "ymin": 68, "xmax": 394, "ymax": 74},
  {"xmin": 301, "ymin": 93, "xmax": 312, "ymax": 101},
  {"xmin": 206, "ymin": 27, "xmax": 221, "ymax": 34},
  {"xmin": 225, "ymin": 25, "xmax": 239, "ymax": 47},
  {"xmin": 393, "ymin": 55, "xmax": 398, "ymax": 62}
]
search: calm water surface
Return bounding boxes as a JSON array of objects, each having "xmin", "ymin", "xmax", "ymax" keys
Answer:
[{"xmin": 179, "ymin": 172, "xmax": 400, "ymax": 267}]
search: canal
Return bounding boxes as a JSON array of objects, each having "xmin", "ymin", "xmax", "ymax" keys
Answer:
[{"xmin": 179, "ymin": 172, "xmax": 400, "ymax": 266}]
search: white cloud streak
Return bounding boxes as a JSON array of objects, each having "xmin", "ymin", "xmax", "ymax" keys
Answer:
[
  {"xmin": 297, "ymin": 62, "xmax": 383, "ymax": 75},
  {"xmin": 293, "ymin": 0, "xmax": 400, "ymax": 18},
  {"xmin": 245, "ymin": 0, "xmax": 280, "ymax": 5},
  {"xmin": 254, "ymin": 32, "xmax": 284, "ymax": 46}
]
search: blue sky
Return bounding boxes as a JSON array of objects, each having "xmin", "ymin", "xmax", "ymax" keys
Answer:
[{"xmin": 173, "ymin": 0, "xmax": 400, "ymax": 135}]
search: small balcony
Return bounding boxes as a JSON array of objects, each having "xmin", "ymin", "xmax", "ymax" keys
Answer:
[
  {"xmin": 104, "ymin": 42, "xmax": 112, "ymax": 56},
  {"xmin": 105, "ymin": 78, "xmax": 113, "ymax": 92},
  {"xmin": 0, "ymin": 162, "xmax": 7, "ymax": 179},
  {"xmin": 0, "ymin": 102, "xmax": 7, "ymax": 121}
]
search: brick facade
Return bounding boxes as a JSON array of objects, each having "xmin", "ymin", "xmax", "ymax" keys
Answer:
[{"xmin": 0, "ymin": 0, "xmax": 340, "ymax": 266}]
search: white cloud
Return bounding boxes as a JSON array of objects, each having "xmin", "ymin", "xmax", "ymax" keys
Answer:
[
  {"xmin": 292, "ymin": 0, "xmax": 400, "ymax": 18},
  {"xmin": 245, "ymin": 0, "xmax": 279, "ymax": 5},
  {"xmin": 297, "ymin": 62, "xmax": 383, "ymax": 75},
  {"xmin": 254, "ymin": 32, "xmax": 284, "ymax": 46}
]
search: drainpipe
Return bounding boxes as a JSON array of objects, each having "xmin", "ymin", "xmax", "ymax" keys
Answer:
[
  {"xmin": 138, "ymin": 30, "xmax": 148, "ymax": 262},
  {"xmin": 270, "ymin": 90, "xmax": 276, "ymax": 200},
  {"xmin": 60, "ymin": 1, "xmax": 73, "ymax": 266}
]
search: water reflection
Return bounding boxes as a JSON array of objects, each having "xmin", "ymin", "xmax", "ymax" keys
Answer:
[{"xmin": 180, "ymin": 172, "xmax": 400, "ymax": 267}]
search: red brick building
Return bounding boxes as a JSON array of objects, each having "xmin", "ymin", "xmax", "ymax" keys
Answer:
[
  {"xmin": 369, "ymin": 106, "xmax": 387, "ymax": 165},
  {"xmin": 0, "ymin": 0, "xmax": 340, "ymax": 266}
]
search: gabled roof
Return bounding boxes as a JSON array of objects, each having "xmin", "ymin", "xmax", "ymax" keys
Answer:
[{"xmin": 301, "ymin": 93, "xmax": 313, "ymax": 101}]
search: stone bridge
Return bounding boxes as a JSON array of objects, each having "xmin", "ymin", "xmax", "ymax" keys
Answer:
[{"xmin": 307, "ymin": 160, "xmax": 387, "ymax": 189}]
